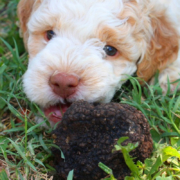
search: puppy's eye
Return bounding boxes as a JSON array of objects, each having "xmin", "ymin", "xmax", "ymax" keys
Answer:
[
  {"xmin": 46, "ymin": 30, "xmax": 55, "ymax": 41},
  {"xmin": 103, "ymin": 45, "xmax": 118, "ymax": 56}
]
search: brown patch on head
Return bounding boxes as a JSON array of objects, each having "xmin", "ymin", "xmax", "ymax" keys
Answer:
[
  {"xmin": 28, "ymin": 33, "xmax": 45, "ymax": 57},
  {"xmin": 17, "ymin": 0, "xmax": 41, "ymax": 47},
  {"xmin": 137, "ymin": 10, "xmax": 179, "ymax": 82},
  {"xmin": 98, "ymin": 26, "xmax": 133, "ymax": 61},
  {"xmin": 99, "ymin": 26, "xmax": 120, "ymax": 46},
  {"xmin": 119, "ymin": 0, "xmax": 139, "ymax": 26}
]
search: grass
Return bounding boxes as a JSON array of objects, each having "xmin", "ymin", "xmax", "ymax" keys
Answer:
[
  {"xmin": 0, "ymin": 0, "xmax": 24, "ymax": 55},
  {"xmin": 1, "ymin": 0, "xmax": 180, "ymax": 179}
]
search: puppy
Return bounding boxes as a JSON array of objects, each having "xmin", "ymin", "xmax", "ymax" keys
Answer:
[{"xmin": 18, "ymin": 0, "xmax": 180, "ymax": 125}]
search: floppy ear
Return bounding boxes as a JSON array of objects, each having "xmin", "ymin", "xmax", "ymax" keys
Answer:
[
  {"xmin": 17, "ymin": 0, "xmax": 40, "ymax": 47},
  {"xmin": 136, "ymin": 9, "xmax": 179, "ymax": 83}
]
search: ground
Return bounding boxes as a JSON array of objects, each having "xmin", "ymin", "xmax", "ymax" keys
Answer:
[{"xmin": 0, "ymin": 1, "xmax": 180, "ymax": 180}]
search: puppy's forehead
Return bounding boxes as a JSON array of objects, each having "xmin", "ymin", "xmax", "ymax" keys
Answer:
[{"xmin": 28, "ymin": 0, "xmax": 127, "ymax": 35}]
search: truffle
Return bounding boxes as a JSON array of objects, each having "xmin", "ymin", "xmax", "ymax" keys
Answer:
[{"xmin": 52, "ymin": 100, "xmax": 153, "ymax": 180}]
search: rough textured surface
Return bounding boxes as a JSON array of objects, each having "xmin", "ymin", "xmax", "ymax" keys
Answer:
[{"xmin": 52, "ymin": 100, "xmax": 153, "ymax": 180}]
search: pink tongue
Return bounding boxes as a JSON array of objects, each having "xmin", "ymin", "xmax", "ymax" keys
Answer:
[{"xmin": 44, "ymin": 104, "xmax": 70, "ymax": 124}]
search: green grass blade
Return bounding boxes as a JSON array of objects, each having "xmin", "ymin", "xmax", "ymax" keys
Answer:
[
  {"xmin": 28, "ymin": 141, "xmax": 35, "ymax": 156},
  {"xmin": 34, "ymin": 158, "xmax": 46, "ymax": 168},
  {"xmin": 0, "ymin": 170, "xmax": 9, "ymax": 180},
  {"xmin": 99, "ymin": 162, "xmax": 113, "ymax": 175},
  {"xmin": 50, "ymin": 144, "xmax": 65, "ymax": 159},
  {"xmin": 67, "ymin": 170, "xmax": 74, "ymax": 180},
  {"xmin": 27, "ymin": 121, "xmax": 45, "ymax": 134},
  {"xmin": 3, "ymin": 127, "xmax": 24, "ymax": 133},
  {"xmin": 7, "ymin": 138, "xmax": 37, "ymax": 172},
  {"xmin": 0, "ymin": 63, "xmax": 7, "ymax": 75},
  {"xmin": 39, "ymin": 134, "xmax": 51, "ymax": 154}
]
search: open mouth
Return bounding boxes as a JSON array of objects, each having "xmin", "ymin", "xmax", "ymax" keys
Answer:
[{"xmin": 43, "ymin": 103, "xmax": 72, "ymax": 124}]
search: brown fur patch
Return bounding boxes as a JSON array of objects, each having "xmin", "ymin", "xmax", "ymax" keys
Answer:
[
  {"xmin": 119, "ymin": 0, "xmax": 139, "ymax": 26},
  {"xmin": 98, "ymin": 26, "xmax": 133, "ymax": 61},
  {"xmin": 28, "ymin": 33, "xmax": 45, "ymax": 57},
  {"xmin": 17, "ymin": 0, "xmax": 41, "ymax": 47},
  {"xmin": 137, "ymin": 10, "xmax": 179, "ymax": 82}
]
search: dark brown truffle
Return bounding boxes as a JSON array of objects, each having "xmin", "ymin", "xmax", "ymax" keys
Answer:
[{"xmin": 52, "ymin": 100, "xmax": 153, "ymax": 180}]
